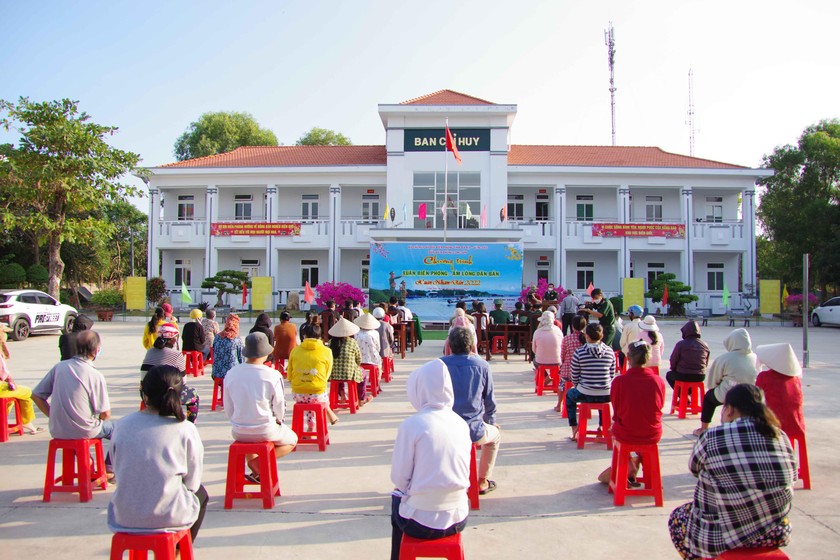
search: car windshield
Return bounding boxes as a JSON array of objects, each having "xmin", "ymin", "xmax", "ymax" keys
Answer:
[{"xmin": 0, "ymin": 294, "xmax": 10, "ymax": 303}]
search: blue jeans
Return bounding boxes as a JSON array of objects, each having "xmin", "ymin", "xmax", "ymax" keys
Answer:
[
  {"xmin": 565, "ymin": 388, "xmax": 610, "ymax": 427},
  {"xmin": 390, "ymin": 495, "xmax": 467, "ymax": 560}
]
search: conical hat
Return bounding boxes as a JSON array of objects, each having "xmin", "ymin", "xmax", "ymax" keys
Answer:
[
  {"xmin": 328, "ymin": 317, "xmax": 360, "ymax": 338},
  {"xmin": 354, "ymin": 313, "xmax": 380, "ymax": 330},
  {"xmin": 755, "ymin": 343, "xmax": 802, "ymax": 377}
]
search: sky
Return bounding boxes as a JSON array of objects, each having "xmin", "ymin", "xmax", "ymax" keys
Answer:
[{"xmin": 2, "ymin": 0, "xmax": 838, "ymax": 213}]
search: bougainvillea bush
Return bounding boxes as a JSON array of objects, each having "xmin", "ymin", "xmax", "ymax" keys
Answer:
[
  {"xmin": 785, "ymin": 293, "xmax": 819, "ymax": 308},
  {"xmin": 315, "ymin": 282, "xmax": 367, "ymax": 308},
  {"xmin": 518, "ymin": 278, "xmax": 566, "ymax": 304}
]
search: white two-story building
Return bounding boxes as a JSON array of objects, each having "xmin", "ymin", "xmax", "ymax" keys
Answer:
[{"xmin": 146, "ymin": 90, "xmax": 771, "ymax": 313}]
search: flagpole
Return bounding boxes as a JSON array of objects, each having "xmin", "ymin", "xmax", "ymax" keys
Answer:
[{"xmin": 443, "ymin": 117, "xmax": 448, "ymax": 242}]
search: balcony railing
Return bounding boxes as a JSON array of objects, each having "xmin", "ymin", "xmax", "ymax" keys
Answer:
[{"xmin": 158, "ymin": 220, "xmax": 206, "ymax": 237}]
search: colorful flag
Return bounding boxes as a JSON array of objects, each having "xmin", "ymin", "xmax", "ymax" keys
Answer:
[
  {"xmin": 782, "ymin": 284, "xmax": 789, "ymax": 306},
  {"xmin": 481, "ymin": 205, "xmax": 487, "ymax": 228},
  {"xmin": 586, "ymin": 282, "xmax": 594, "ymax": 296},
  {"xmin": 662, "ymin": 283, "xmax": 669, "ymax": 307},
  {"xmin": 242, "ymin": 282, "xmax": 248, "ymax": 306},
  {"xmin": 303, "ymin": 281, "xmax": 315, "ymax": 304},
  {"xmin": 383, "ymin": 204, "xmax": 390, "ymax": 221},
  {"xmin": 445, "ymin": 125, "xmax": 462, "ymax": 165},
  {"xmin": 181, "ymin": 282, "xmax": 192, "ymax": 304},
  {"xmin": 722, "ymin": 283, "xmax": 730, "ymax": 307},
  {"xmin": 418, "ymin": 202, "xmax": 427, "ymax": 221}
]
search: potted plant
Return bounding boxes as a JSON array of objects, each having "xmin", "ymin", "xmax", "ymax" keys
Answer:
[{"xmin": 90, "ymin": 288, "xmax": 124, "ymax": 321}]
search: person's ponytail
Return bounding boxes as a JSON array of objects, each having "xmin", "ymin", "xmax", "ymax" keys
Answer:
[
  {"xmin": 141, "ymin": 365, "xmax": 186, "ymax": 422},
  {"xmin": 724, "ymin": 384, "xmax": 780, "ymax": 438}
]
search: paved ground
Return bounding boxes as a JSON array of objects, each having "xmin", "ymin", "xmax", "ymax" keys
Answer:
[{"xmin": 1, "ymin": 319, "xmax": 838, "ymax": 559}]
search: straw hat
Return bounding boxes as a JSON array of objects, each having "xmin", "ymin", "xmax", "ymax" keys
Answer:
[
  {"xmin": 329, "ymin": 317, "xmax": 360, "ymax": 338},
  {"xmin": 639, "ymin": 315, "xmax": 659, "ymax": 332},
  {"xmin": 243, "ymin": 332, "xmax": 274, "ymax": 359},
  {"xmin": 372, "ymin": 307, "xmax": 386, "ymax": 320},
  {"xmin": 354, "ymin": 313, "xmax": 380, "ymax": 330},
  {"xmin": 755, "ymin": 343, "xmax": 802, "ymax": 377}
]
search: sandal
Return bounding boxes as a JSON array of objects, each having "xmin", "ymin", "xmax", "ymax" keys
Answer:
[
  {"xmin": 244, "ymin": 472, "xmax": 261, "ymax": 484},
  {"xmin": 479, "ymin": 480, "xmax": 497, "ymax": 495},
  {"xmin": 568, "ymin": 428, "xmax": 579, "ymax": 441},
  {"xmin": 23, "ymin": 426, "xmax": 45, "ymax": 435}
]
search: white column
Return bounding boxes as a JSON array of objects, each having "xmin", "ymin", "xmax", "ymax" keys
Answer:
[
  {"xmin": 205, "ymin": 186, "xmax": 217, "ymax": 279},
  {"xmin": 555, "ymin": 186, "xmax": 566, "ymax": 287},
  {"xmin": 743, "ymin": 188, "xmax": 757, "ymax": 294},
  {"xmin": 619, "ymin": 186, "xmax": 631, "ymax": 280},
  {"xmin": 148, "ymin": 187, "xmax": 160, "ymax": 279},
  {"xmin": 329, "ymin": 184, "xmax": 341, "ymax": 282},
  {"xmin": 265, "ymin": 186, "xmax": 277, "ymax": 279},
  {"xmin": 682, "ymin": 187, "xmax": 693, "ymax": 286}
]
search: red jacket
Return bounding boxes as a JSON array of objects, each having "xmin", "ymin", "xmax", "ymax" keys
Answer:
[
  {"xmin": 610, "ymin": 366, "xmax": 666, "ymax": 445},
  {"xmin": 756, "ymin": 369, "xmax": 805, "ymax": 439}
]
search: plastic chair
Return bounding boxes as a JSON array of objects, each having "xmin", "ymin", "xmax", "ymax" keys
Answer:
[
  {"xmin": 467, "ymin": 443, "xmax": 480, "ymax": 510},
  {"xmin": 0, "ymin": 397, "xmax": 23, "ymax": 442},
  {"xmin": 786, "ymin": 431, "xmax": 810, "ymax": 490},
  {"xmin": 534, "ymin": 365, "xmax": 559, "ymax": 396},
  {"xmin": 490, "ymin": 336, "xmax": 506, "ymax": 355},
  {"xmin": 400, "ymin": 533, "xmax": 464, "ymax": 560},
  {"xmin": 224, "ymin": 441, "xmax": 281, "ymax": 509},
  {"xmin": 182, "ymin": 351, "xmax": 205, "ymax": 377},
  {"xmin": 273, "ymin": 359, "xmax": 287, "ymax": 378},
  {"xmin": 670, "ymin": 381, "xmax": 704, "ymax": 419},
  {"xmin": 43, "ymin": 438, "xmax": 108, "ymax": 502},
  {"xmin": 211, "ymin": 377, "xmax": 224, "ymax": 411},
  {"xmin": 707, "ymin": 547, "xmax": 791, "ymax": 559},
  {"xmin": 577, "ymin": 402, "xmax": 612, "ymax": 450},
  {"xmin": 362, "ymin": 363, "xmax": 381, "ymax": 397},
  {"xmin": 329, "ymin": 380, "xmax": 359, "ymax": 414},
  {"xmin": 382, "ymin": 356, "xmax": 394, "ymax": 383},
  {"xmin": 608, "ymin": 440, "xmax": 663, "ymax": 506},
  {"xmin": 291, "ymin": 401, "xmax": 330, "ymax": 452},
  {"xmin": 110, "ymin": 529, "xmax": 193, "ymax": 560}
]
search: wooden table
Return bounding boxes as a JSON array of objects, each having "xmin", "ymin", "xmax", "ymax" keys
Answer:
[{"xmin": 392, "ymin": 322, "xmax": 407, "ymax": 359}]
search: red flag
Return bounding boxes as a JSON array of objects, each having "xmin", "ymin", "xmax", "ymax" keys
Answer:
[
  {"xmin": 445, "ymin": 126, "xmax": 462, "ymax": 165},
  {"xmin": 242, "ymin": 282, "xmax": 248, "ymax": 306},
  {"xmin": 480, "ymin": 205, "xmax": 487, "ymax": 228},
  {"xmin": 586, "ymin": 282, "xmax": 594, "ymax": 296},
  {"xmin": 304, "ymin": 281, "xmax": 315, "ymax": 304},
  {"xmin": 418, "ymin": 202, "xmax": 427, "ymax": 221},
  {"xmin": 662, "ymin": 284, "xmax": 669, "ymax": 307}
]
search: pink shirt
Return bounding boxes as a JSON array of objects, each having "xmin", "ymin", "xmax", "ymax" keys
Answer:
[{"xmin": 532, "ymin": 327, "xmax": 563, "ymax": 366}]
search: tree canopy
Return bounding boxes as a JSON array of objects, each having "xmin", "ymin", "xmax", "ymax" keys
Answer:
[
  {"xmin": 202, "ymin": 270, "xmax": 251, "ymax": 307},
  {"xmin": 0, "ymin": 97, "xmax": 142, "ymax": 298},
  {"xmin": 174, "ymin": 111, "xmax": 278, "ymax": 161},
  {"xmin": 644, "ymin": 273, "xmax": 698, "ymax": 316},
  {"xmin": 296, "ymin": 126, "xmax": 352, "ymax": 146},
  {"xmin": 758, "ymin": 119, "xmax": 840, "ymax": 298}
]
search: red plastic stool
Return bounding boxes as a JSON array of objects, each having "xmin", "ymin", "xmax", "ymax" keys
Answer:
[
  {"xmin": 490, "ymin": 336, "xmax": 506, "ymax": 355},
  {"xmin": 43, "ymin": 438, "xmax": 107, "ymax": 502},
  {"xmin": 182, "ymin": 351, "xmax": 205, "ymax": 377},
  {"xmin": 0, "ymin": 397, "xmax": 24, "ymax": 442},
  {"xmin": 670, "ymin": 381, "xmax": 704, "ymax": 419},
  {"xmin": 467, "ymin": 443, "xmax": 480, "ymax": 510},
  {"xmin": 577, "ymin": 402, "xmax": 612, "ymax": 450},
  {"xmin": 534, "ymin": 365, "xmax": 559, "ymax": 396},
  {"xmin": 382, "ymin": 356, "xmax": 394, "ymax": 383},
  {"xmin": 329, "ymin": 380, "xmax": 359, "ymax": 414},
  {"xmin": 206, "ymin": 347, "xmax": 214, "ymax": 365},
  {"xmin": 211, "ymin": 377, "xmax": 224, "ymax": 411},
  {"xmin": 786, "ymin": 431, "xmax": 810, "ymax": 489},
  {"xmin": 707, "ymin": 547, "xmax": 790, "ymax": 559},
  {"xmin": 291, "ymin": 401, "xmax": 330, "ymax": 452},
  {"xmin": 608, "ymin": 440, "xmax": 663, "ymax": 506},
  {"xmin": 362, "ymin": 363, "xmax": 381, "ymax": 397},
  {"xmin": 558, "ymin": 380, "xmax": 573, "ymax": 419},
  {"xmin": 400, "ymin": 533, "xmax": 464, "ymax": 560},
  {"xmin": 273, "ymin": 359, "xmax": 287, "ymax": 378},
  {"xmin": 110, "ymin": 529, "xmax": 194, "ymax": 560},
  {"xmin": 224, "ymin": 441, "xmax": 281, "ymax": 509}
]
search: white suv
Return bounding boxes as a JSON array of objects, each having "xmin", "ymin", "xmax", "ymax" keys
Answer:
[{"xmin": 0, "ymin": 289, "xmax": 78, "ymax": 341}]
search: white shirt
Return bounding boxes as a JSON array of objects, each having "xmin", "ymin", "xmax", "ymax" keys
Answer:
[
  {"xmin": 223, "ymin": 362, "xmax": 287, "ymax": 437},
  {"xmin": 397, "ymin": 305, "xmax": 413, "ymax": 321}
]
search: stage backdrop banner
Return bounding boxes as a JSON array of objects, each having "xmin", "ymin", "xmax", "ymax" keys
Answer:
[
  {"xmin": 251, "ymin": 277, "xmax": 273, "ymax": 311},
  {"xmin": 592, "ymin": 223, "xmax": 685, "ymax": 238},
  {"xmin": 759, "ymin": 279, "xmax": 781, "ymax": 315},
  {"xmin": 369, "ymin": 242, "xmax": 524, "ymax": 321},
  {"xmin": 622, "ymin": 278, "xmax": 645, "ymax": 310},
  {"xmin": 125, "ymin": 277, "xmax": 146, "ymax": 310}
]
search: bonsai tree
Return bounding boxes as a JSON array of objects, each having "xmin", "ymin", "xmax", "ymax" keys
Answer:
[
  {"xmin": 147, "ymin": 277, "xmax": 167, "ymax": 307},
  {"xmin": 202, "ymin": 270, "xmax": 250, "ymax": 307},
  {"xmin": 644, "ymin": 273, "xmax": 698, "ymax": 316}
]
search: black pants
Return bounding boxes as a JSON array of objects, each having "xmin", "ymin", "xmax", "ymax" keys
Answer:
[
  {"xmin": 561, "ymin": 313, "xmax": 575, "ymax": 336},
  {"xmin": 665, "ymin": 371, "xmax": 706, "ymax": 389},
  {"xmin": 390, "ymin": 495, "xmax": 467, "ymax": 560},
  {"xmin": 700, "ymin": 390, "xmax": 723, "ymax": 424},
  {"xmin": 190, "ymin": 485, "xmax": 210, "ymax": 542}
]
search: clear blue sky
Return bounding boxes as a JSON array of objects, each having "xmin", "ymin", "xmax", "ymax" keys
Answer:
[{"xmin": 2, "ymin": 0, "xmax": 838, "ymax": 211}]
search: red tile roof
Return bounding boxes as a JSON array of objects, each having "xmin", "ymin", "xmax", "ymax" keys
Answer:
[
  {"xmin": 160, "ymin": 145, "xmax": 387, "ymax": 168},
  {"xmin": 158, "ymin": 144, "xmax": 745, "ymax": 170},
  {"xmin": 508, "ymin": 145, "xmax": 746, "ymax": 169},
  {"xmin": 400, "ymin": 89, "xmax": 495, "ymax": 105}
]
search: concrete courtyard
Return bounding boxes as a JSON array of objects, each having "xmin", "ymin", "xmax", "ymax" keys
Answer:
[{"xmin": 0, "ymin": 319, "xmax": 838, "ymax": 559}]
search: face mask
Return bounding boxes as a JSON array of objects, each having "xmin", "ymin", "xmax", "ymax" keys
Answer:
[{"xmin": 95, "ymin": 346, "xmax": 103, "ymax": 361}]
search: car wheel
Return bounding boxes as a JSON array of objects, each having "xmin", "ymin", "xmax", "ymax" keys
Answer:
[
  {"xmin": 811, "ymin": 313, "xmax": 821, "ymax": 327},
  {"xmin": 11, "ymin": 318, "xmax": 30, "ymax": 341},
  {"xmin": 63, "ymin": 314, "xmax": 76, "ymax": 334}
]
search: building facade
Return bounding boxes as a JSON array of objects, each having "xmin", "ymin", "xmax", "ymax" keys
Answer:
[{"xmin": 147, "ymin": 90, "xmax": 771, "ymax": 314}]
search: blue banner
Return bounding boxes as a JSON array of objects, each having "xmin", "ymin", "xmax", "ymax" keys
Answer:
[{"xmin": 369, "ymin": 242, "xmax": 524, "ymax": 321}]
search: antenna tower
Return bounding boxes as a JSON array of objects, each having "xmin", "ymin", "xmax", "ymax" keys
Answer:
[
  {"xmin": 686, "ymin": 69, "xmax": 696, "ymax": 156},
  {"xmin": 604, "ymin": 22, "xmax": 617, "ymax": 146}
]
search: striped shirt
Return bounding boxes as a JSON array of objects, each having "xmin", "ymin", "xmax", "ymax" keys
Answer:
[{"xmin": 570, "ymin": 342, "xmax": 616, "ymax": 396}]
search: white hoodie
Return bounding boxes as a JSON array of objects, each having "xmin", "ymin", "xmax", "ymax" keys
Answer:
[{"xmin": 391, "ymin": 359, "xmax": 471, "ymax": 530}]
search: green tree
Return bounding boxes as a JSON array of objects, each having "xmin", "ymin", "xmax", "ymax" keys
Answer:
[
  {"xmin": 26, "ymin": 263, "xmax": 48, "ymax": 289},
  {"xmin": 0, "ymin": 98, "xmax": 141, "ymax": 298},
  {"xmin": 174, "ymin": 111, "xmax": 277, "ymax": 161},
  {"xmin": 147, "ymin": 277, "xmax": 168, "ymax": 307},
  {"xmin": 0, "ymin": 263, "xmax": 26, "ymax": 288},
  {"xmin": 202, "ymin": 270, "xmax": 250, "ymax": 307},
  {"xmin": 296, "ymin": 127, "xmax": 352, "ymax": 146},
  {"xmin": 644, "ymin": 273, "xmax": 698, "ymax": 316},
  {"xmin": 758, "ymin": 120, "xmax": 840, "ymax": 299},
  {"xmin": 102, "ymin": 200, "xmax": 148, "ymax": 282}
]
